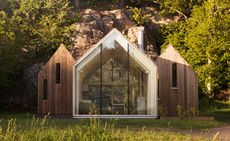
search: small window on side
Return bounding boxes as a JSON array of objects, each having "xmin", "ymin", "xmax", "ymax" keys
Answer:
[
  {"xmin": 157, "ymin": 79, "xmax": 160, "ymax": 99},
  {"xmin": 56, "ymin": 63, "xmax": 60, "ymax": 83},
  {"xmin": 172, "ymin": 63, "xmax": 177, "ymax": 87},
  {"xmin": 43, "ymin": 79, "xmax": 48, "ymax": 100}
]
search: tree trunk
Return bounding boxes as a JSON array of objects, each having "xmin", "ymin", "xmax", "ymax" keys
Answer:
[{"xmin": 74, "ymin": 0, "xmax": 80, "ymax": 8}]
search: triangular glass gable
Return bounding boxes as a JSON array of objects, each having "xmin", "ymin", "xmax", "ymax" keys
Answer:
[{"xmin": 73, "ymin": 29, "xmax": 158, "ymax": 117}]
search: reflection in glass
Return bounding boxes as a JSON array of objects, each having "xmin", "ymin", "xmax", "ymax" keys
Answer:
[{"xmin": 77, "ymin": 41, "xmax": 148, "ymax": 115}]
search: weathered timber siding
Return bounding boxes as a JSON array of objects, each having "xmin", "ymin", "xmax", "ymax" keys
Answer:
[
  {"xmin": 156, "ymin": 45, "xmax": 198, "ymax": 116},
  {"xmin": 38, "ymin": 44, "xmax": 76, "ymax": 115}
]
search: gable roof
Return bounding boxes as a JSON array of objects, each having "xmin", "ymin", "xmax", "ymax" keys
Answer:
[
  {"xmin": 158, "ymin": 44, "xmax": 190, "ymax": 66},
  {"xmin": 73, "ymin": 28, "xmax": 157, "ymax": 70},
  {"xmin": 38, "ymin": 44, "xmax": 76, "ymax": 75},
  {"xmin": 73, "ymin": 28, "xmax": 158, "ymax": 116}
]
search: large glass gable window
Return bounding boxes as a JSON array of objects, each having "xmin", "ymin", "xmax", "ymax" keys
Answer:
[{"xmin": 74, "ymin": 31, "xmax": 157, "ymax": 116}]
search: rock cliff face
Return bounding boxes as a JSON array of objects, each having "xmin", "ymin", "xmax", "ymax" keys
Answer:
[{"xmin": 71, "ymin": 9, "xmax": 158, "ymax": 60}]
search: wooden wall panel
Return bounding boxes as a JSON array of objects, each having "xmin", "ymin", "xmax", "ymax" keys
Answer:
[
  {"xmin": 186, "ymin": 68, "xmax": 191, "ymax": 111},
  {"xmin": 38, "ymin": 44, "xmax": 76, "ymax": 115},
  {"xmin": 37, "ymin": 73, "xmax": 42, "ymax": 114},
  {"xmin": 178, "ymin": 64, "xmax": 184, "ymax": 115},
  {"xmin": 67, "ymin": 53, "xmax": 74, "ymax": 114},
  {"xmin": 156, "ymin": 45, "xmax": 198, "ymax": 116},
  {"xmin": 62, "ymin": 53, "xmax": 67, "ymax": 114},
  {"xmin": 170, "ymin": 89, "xmax": 178, "ymax": 116},
  {"xmin": 186, "ymin": 67, "xmax": 198, "ymax": 112}
]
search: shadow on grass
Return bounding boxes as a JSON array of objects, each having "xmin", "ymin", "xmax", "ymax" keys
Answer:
[{"xmin": 213, "ymin": 109, "xmax": 230, "ymax": 123}]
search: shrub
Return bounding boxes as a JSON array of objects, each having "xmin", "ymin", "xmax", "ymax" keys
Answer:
[
  {"xmin": 128, "ymin": 7, "xmax": 149, "ymax": 26},
  {"xmin": 177, "ymin": 105, "xmax": 186, "ymax": 119},
  {"xmin": 158, "ymin": 104, "xmax": 168, "ymax": 116},
  {"xmin": 190, "ymin": 107, "xmax": 197, "ymax": 116}
]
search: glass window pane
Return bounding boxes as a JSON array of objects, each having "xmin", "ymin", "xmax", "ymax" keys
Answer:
[
  {"xmin": 101, "ymin": 41, "xmax": 128, "ymax": 115},
  {"xmin": 75, "ymin": 40, "xmax": 149, "ymax": 115},
  {"xmin": 129, "ymin": 55, "xmax": 148, "ymax": 115},
  {"xmin": 77, "ymin": 46, "xmax": 101, "ymax": 114}
]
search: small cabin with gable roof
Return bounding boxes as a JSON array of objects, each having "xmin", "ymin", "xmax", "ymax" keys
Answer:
[
  {"xmin": 38, "ymin": 44, "xmax": 76, "ymax": 115},
  {"xmin": 155, "ymin": 45, "xmax": 198, "ymax": 116}
]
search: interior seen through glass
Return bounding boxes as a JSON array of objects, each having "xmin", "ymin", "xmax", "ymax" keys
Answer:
[{"xmin": 78, "ymin": 41, "xmax": 148, "ymax": 115}]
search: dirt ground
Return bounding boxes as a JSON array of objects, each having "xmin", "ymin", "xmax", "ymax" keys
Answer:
[{"xmin": 181, "ymin": 126, "xmax": 230, "ymax": 140}]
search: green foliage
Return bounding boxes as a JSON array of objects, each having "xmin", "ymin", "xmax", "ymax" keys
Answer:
[
  {"xmin": 159, "ymin": 0, "xmax": 203, "ymax": 18},
  {"xmin": 125, "ymin": 0, "xmax": 147, "ymax": 7},
  {"xmin": 160, "ymin": 21, "xmax": 188, "ymax": 56},
  {"xmin": 0, "ymin": 11, "xmax": 21, "ymax": 95},
  {"xmin": 128, "ymin": 7, "xmax": 149, "ymax": 25},
  {"xmin": 199, "ymin": 95, "xmax": 230, "ymax": 115},
  {"xmin": 162, "ymin": 0, "xmax": 230, "ymax": 96},
  {"xmin": 87, "ymin": 0, "xmax": 114, "ymax": 5},
  {"xmin": 0, "ymin": 0, "xmax": 11, "ymax": 13},
  {"xmin": 177, "ymin": 105, "xmax": 186, "ymax": 119},
  {"xmin": 10, "ymin": 0, "xmax": 77, "ymax": 60},
  {"xmin": 0, "ymin": 0, "xmax": 77, "ymax": 95},
  {"xmin": 190, "ymin": 107, "xmax": 197, "ymax": 116},
  {"xmin": 158, "ymin": 104, "xmax": 168, "ymax": 116},
  {"xmin": 185, "ymin": 0, "xmax": 230, "ymax": 95}
]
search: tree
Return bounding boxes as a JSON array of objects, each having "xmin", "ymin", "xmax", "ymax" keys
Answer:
[
  {"xmin": 185, "ymin": 0, "xmax": 230, "ymax": 96},
  {"xmin": 0, "ymin": 0, "xmax": 77, "ymax": 98},
  {"xmin": 0, "ymin": 11, "xmax": 21, "ymax": 96},
  {"xmin": 159, "ymin": 0, "xmax": 203, "ymax": 18},
  {"xmin": 162, "ymin": 0, "xmax": 230, "ymax": 97},
  {"xmin": 10, "ymin": 0, "xmax": 77, "ymax": 61}
]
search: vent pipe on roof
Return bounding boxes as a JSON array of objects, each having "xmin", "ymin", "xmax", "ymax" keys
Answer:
[{"xmin": 137, "ymin": 26, "xmax": 144, "ymax": 52}]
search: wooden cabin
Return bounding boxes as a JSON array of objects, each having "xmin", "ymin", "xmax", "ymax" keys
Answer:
[
  {"xmin": 156, "ymin": 45, "xmax": 198, "ymax": 116},
  {"xmin": 37, "ymin": 29, "xmax": 198, "ymax": 117},
  {"xmin": 38, "ymin": 44, "xmax": 76, "ymax": 115}
]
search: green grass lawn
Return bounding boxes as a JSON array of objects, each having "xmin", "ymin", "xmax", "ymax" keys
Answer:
[
  {"xmin": 0, "ymin": 112, "xmax": 229, "ymax": 140},
  {"xmin": 0, "ymin": 112, "xmax": 227, "ymax": 130},
  {"xmin": 199, "ymin": 100, "xmax": 230, "ymax": 122}
]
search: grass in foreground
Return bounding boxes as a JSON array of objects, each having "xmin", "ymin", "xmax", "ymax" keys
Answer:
[
  {"xmin": 0, "ymin": 113, "xmax": 228, "ymax": 140},
  {"xmin": 0, "ymin": 112, "xmax": 227, "ymax": 130},
  {"xmin": 0, "ymin": 114, "xmax": 221, "ymax": 141}
]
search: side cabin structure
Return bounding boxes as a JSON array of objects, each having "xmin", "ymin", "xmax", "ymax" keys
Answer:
[
  {"xmin": 38, "ymin": 44, "xmax": 76, "ymax": 115},
  {"xmin": 155, "ymin": 45, "xmax": 198, "ymax": 116}
]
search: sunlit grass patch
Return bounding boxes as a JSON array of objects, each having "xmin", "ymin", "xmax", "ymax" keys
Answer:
[{"xmin": 0, "ymin": 113, "xmax": 224, "ymax": 141}]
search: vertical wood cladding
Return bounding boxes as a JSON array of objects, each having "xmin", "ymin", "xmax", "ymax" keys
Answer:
[
  {"xmin": 156, "ymin": 45, "xmax": 198, "ymax": 116},
  {"xmin": 38, "ymin": 44, "xmax": 76, "ymax": 115}
]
